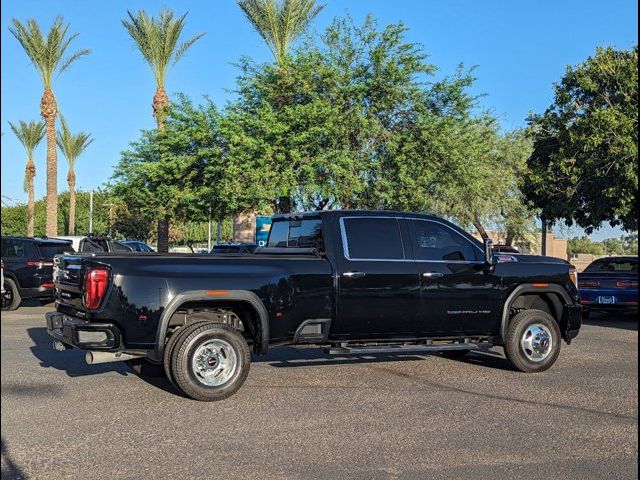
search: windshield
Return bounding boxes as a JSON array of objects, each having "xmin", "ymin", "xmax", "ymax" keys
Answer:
[{"xmin": 585, "ymin": 259, "xmax": 638, "ymax": 273}]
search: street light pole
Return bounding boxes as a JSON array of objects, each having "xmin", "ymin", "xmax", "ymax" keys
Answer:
[
  {"xmin": 89, "ymin": 190, "xmax": 94, "ymax": 234},
  {"xmin": 207, "ymin": 206, "xmax": 212, "ymax": 251}
]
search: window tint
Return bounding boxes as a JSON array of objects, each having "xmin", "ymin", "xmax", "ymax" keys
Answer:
[
  {"xmin": 37, "ymin": 242, "xmax": 74, "ymax": 258},
  {"xmin": 410, "ymin": 220, "xmax": 479, "ymax": 262},
  {"xmin": 111, "ymin": 241, "xmax": 133, "ymax": 252},
  {"xmin": 1, "ymin": 239, "xmax": 25, "ymax": 257},
  {"xmin": 585, "ymin": 259, "xmax": 638, "ymax": 273},
  {"xmin": 343, "ymin": 218, "xmax": 404, "ymax": 260},
  {"xmin": 267, "ymin": 219, "xmax": 323, "ymax": 249}
]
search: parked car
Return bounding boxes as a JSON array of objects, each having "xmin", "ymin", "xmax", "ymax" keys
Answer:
[
  {"xmin": 46, "ymin": 210, "xmax": 582, "ymax": 401},
  {"xmin": 2, "ymin": 236, "xmax": 74, "ymax": 311},
  {"xmin": 209, "ymin": 243, "xmax": 258, "ymax": 254},
  {"xmin": 55, "ymin": 236, "xmax": 133, "ymax": 253},
  {"xmin": 121, "ymin": 240, "xmax": 155, "ymax": 252},
  {"xmin": 578, "ymin": 256, "xmax": 638, "ymax": 318},
  {"xmin": 493, "ymin": 244, "xmax": 520, "ymax": 253}
]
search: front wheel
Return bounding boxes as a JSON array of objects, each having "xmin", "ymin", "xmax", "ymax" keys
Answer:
[
  {"xmin": 504, "ymin": 309, "xmax": 561, "ymax": 373},
  {"xmin": 171, "ymin": 322, "xmax": 251, "ymax": 401}
]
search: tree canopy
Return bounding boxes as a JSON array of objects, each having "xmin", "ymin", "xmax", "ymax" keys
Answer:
[{"xmin": 523, "ymin": 45, "xmax": 638, "ymax": 233}]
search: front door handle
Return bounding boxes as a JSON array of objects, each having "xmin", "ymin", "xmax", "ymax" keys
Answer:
[
  {"xmin": 422, "ymin": 272, "xmax": 444, "ymax": 278},
  {"xmin": 343, "ymin": 271, "xmax": 366, "ymax": 278}
]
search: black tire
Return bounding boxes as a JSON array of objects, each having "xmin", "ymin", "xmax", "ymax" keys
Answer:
[
  {"xmin": 582, "ymin": 308, "xmax": 591, "ymax": 320},
  {"xmin": 126, "ymin": 358, "xmax": 166, "ymax": 377},
  {"xmin": 163, "ymin": 320, "xmax": 212, "ymax": 389},
  {"xmin": 2, "ymin": 278, "xmax": 21, "ymax": 311},
  {"xmin": 171, "ymin": 322, "xmax": 251, "ymax": 401},
  {"xmin": 504, "ymin": 309, "xmax": 561, "ymax": 373}
]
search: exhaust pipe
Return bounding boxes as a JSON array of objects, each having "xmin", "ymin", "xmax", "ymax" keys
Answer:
[{"xmin": 86, "ymin": 351, "xmax": 145, "ymax": 365}]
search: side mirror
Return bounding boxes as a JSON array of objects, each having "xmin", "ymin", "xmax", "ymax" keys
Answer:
[{"xmin": 483, "ymin": 238, "xmax": 495, "ymax": 270}]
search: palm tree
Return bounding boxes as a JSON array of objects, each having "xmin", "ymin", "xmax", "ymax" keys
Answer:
[
  {"xmin": 122, "ymin": 9, "xmax": 205, "ymax": 130},
  {"xmin": 122, "ymin": 9, "xmax": 204, "ymax": 252},
  {"xmin": 237, "ymin": 0, "xmax": 325, "ymax": 67},
  {"xmin": 9, "ymin": 17, "xmax": 90, "ymax": 237},
  {"xmin": 56, "ymin": 116, "xmax": 93, "ymax": 235},
  {"xmin": 8, "ymin": 120, "xmax": 45, "ymax": 236}
]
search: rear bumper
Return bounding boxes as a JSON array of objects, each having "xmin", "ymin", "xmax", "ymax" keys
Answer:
[
  {"xmin": 46, "ymin": 311, "xmax": 122, "ymax": 351},
  {"xmin": 560, "ymin": 304, "xmax": 582, "ymax": 344}
]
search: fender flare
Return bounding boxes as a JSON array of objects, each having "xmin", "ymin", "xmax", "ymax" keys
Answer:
[
  {"xmin": 500, "ymin": 283, "xmax": 572, "ymax": 343},
  {"xmin": 151, "ymin": 290, "xmax": 270, "ymax": 362}
]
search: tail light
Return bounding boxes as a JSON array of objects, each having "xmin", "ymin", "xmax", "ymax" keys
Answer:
[
  {"xmin": 579, "ymin": 279, "xmax": 600, "ymax": 288},
  {"xmin": 616, "ymin": 280, "xmax": 638, "ymax": 289},
  {"xmin": 569, "ymin": 268, "xmax": 579, "ymax": 289},
  {"xmin": 27, "ymin": 260, "xmax": 54, "ymax": 268},
  {"xmin": 83, "ymin": 268, "xmax": 110, "ymax": 309}
]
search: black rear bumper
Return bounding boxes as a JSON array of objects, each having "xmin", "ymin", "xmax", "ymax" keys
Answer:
[{"xmin": 46, "ymin": 311, "xmax": 122, "ymax": 350}]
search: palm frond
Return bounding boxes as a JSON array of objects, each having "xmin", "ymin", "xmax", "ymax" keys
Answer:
[
  {"xmin": 123, "ymin": 9, "xmax": 204, "ymax": 87},
  {"xmin": 9, "ymin": 16, "xmax": 89, "ymax": 87},
  {"xmin": 237, "ymin": 0, "xmax": 324, "ymax": 65},
  {"xmin": 8, "ymin": 120, "xmax": 45, "ymax": 158},
  {"xmin": 56, "ymin": 115, "xmax": 93, "ymax": 170}
]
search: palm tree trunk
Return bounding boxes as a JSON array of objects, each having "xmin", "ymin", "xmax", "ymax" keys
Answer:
[
  {"xmin": 68, "ymin": 170, "xmax": 76, "ymax": 235},
  {"xmin": 26, "ymin": 159, "xmax": 36, "ymax": 237},
  {"xmin": 154, "ymin": 86, "xmax": 171, "ymax": 252},
  {"xmin": 41, "ymin": 87, "xmax": 58, "ymax": 237}
]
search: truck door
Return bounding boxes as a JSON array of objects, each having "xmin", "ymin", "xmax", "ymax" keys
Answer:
[
  {"xmin": 407, "ymin": 219, "xmax": 502, "ymax": 336},
  {"xmin": 334, "ymin": 216, "xmax": 421, "ymax": 339}
]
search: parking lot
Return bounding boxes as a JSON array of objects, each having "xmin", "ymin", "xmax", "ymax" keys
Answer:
[{"xmin": 1, "ymin": 305, "xmax": 637, "ymax": 479}]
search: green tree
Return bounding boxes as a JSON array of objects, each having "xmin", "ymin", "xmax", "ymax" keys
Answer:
[
  {"xmin": 10, "ymin": 17, "xmax": 90, "ymax": 237},
  {"xmin": 237, "ymin": 0, "xmax": 325, "ymax": 67},
  {"xmin": 524, "ymin": 46, "xmax": 638, "ymax": 233},
  {"xmin": 8, "ymin": 120, "xmax": 45, "ymax": 236},
  {"xmin": 56, "ymin": 116, "xmax": 93, "ymax": 235},
  {"xmin": 122, "ymin": 9, "xmax": 204, "ymax": 251},
  {"xmin": 567, "ymin": 236, "xmax": 606, "ymax": 256}
]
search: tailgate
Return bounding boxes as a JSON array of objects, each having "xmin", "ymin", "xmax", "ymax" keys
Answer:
[{"xmin": 54, "ymin": 255, "xmax": 106, "ymax": 311}]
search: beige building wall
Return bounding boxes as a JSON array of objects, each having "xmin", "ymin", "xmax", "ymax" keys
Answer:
[{"xmin": 473, "ymin": 230, "xmax": 568, "ymax": 261}]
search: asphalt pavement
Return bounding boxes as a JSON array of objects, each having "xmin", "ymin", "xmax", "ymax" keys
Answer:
[{"xmin": 1, "ymin": 304, "xmax": 638, "ymax": 479}]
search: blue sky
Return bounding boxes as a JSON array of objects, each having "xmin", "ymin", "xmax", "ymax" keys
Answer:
[{"xmin": 1, "ymin": 0, "xmax": 637, "ymax": 240}]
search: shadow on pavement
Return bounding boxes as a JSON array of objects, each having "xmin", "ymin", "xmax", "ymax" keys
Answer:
[
  {"xmin": 27, "ymin": 327, "xmax": 129, "ymax": 377},
  {"xmin": 1, "ymin": 438, "xmax": 27, "ymax": 480},
  {"xmin": 584, "ymin": 311, "xmax": 638, "ymax": 331}
]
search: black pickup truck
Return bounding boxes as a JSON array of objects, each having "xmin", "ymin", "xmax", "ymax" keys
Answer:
[{"xmin": 46, "ymin": 211, "xmax": 582, "ymax": 401}]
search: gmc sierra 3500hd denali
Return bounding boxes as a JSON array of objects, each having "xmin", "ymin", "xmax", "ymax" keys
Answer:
[{"xmin": 46, "ymin": 211, "xmax": 582, "ymax": 401}]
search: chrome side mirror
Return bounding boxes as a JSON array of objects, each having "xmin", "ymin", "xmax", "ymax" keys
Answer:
[{"xmin": 483, "ymin": 238, "xmax": 495, "ymax": 269}]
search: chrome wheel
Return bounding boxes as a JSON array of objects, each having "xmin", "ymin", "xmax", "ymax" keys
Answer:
[
  {"xmin": 520, "ymin": 323, "xmax": 553, "ymax": 362},
  {"xmin": 191, "ymin": 339, "xmax": 238, "ymax": 387}
]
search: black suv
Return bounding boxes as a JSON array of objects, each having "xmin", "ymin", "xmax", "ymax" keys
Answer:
[{"xmin": 1, "ymin": 236, "xmax": 74, "ymax": 311}]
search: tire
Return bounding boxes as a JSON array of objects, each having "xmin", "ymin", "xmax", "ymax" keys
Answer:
[
  {"xmin": 582, "ymin": 308, "xmax": 591, "ymax": 320},
  {"xmin": 171, "ymin": 322, "xmax": 251, "ymax": 401},
  {"xmin": 163, "ymin": 320, "xmax": 212, "ymax": 389},
  {"xmin": 2, "ymin": 278, "xmax": 21, "ymax": 311},
  {"xmin": 504, "ymin": 309, "xmax": 561, "ymax": 373},
  {"xmin": 126, "ymin": 358, "xmax": 166, "ymax": 378}
]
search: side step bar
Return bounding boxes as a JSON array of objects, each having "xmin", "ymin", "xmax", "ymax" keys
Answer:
[{"xmin": 327, "ymin": 342, "xmax": 492, "ymax": 355}]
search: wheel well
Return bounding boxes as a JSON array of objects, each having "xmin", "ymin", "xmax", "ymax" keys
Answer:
[
  {"xmin": 509, "ymin": 293, "xmax": 563, "ymax": 324},
  {"xmin": 166, "ymin": 300, "xmax": 262, "ymax": 350}
]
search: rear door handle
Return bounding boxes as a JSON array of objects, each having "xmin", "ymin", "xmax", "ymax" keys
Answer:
[
  {"xmin": 343, "ymin": 271, "xmax": 366, "ymax": 278},
  {"xmin": 422, "ymin": 272, "xmax": 444, "ymax": 278}
]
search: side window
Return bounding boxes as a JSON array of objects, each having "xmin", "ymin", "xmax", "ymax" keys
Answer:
[
  {"xmin": 343, "ymin": 218, "xmax": 404, "ymax": 260},
  {"xmin": 410, "ymin": 220, "xmax": 479, "ymax": 262},
  {"xmin": 267, "ymin": 219, "xmax": 323, "ymax": 249},
  {"xmin": 1, "ymin": 239, "xmax": 24, "ymax": 257}
]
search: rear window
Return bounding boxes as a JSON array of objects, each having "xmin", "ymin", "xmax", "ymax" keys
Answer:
[
  {"xmin": 585, "ymin": 259, "xmax": 638, "ymax": 273},
  {"xmin": 343, "ymin": 217, "xmax": 404, "ymax": 260},
  {"xmin": 37, "ymin": 242, "xmax": 74, "ymax": 258},
  {"xmin": 267, "ymin": 219, "xmax": 323, "ymax": 249}
]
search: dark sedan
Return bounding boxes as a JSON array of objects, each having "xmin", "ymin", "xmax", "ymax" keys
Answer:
[{"xmin": 579, "ymin": 256, "xmax": 638, "ymax": 318}]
